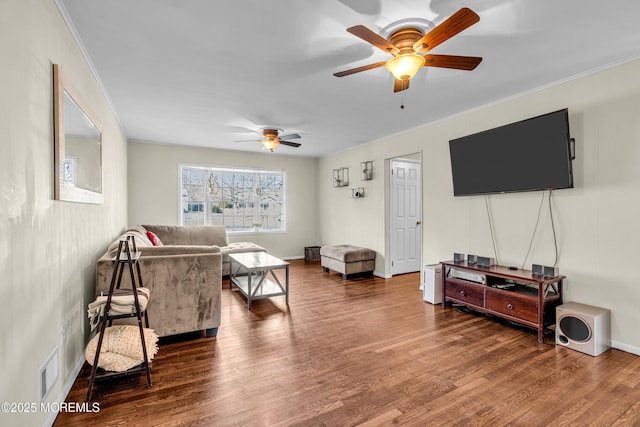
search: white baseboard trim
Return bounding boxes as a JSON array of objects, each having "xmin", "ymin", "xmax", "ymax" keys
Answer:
[
  {"xmin": 374, "ymin": 271, "xmax": 391, "ymax": 279},
  {"xmin": 282, "ymin": 255, "xmax": 304, "ymax": 260},
  {"xmin": 43, "ymin": 355, "xmax": 85, "ymax": 427},
  {"xmin": 612, "ymin": 340, "xmax": 640, "ymax": 356}
]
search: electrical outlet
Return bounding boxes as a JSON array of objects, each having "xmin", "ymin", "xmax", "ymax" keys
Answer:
[{"xmin": 61, "ymin": 322, "xmax": 66, "ymax": 344}]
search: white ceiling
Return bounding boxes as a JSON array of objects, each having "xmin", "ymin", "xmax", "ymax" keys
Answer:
[{"xmin": 58, "ymin": 0, "xmax": 640, "ymax": 158}]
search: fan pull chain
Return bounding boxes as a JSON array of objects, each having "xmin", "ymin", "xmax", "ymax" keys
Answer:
[{"xmin": 400, "ymin": 80, "xmax": 407, "ymax": 109}]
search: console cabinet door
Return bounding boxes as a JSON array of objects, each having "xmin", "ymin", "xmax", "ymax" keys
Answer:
[{"xmin": 485, "ymin": 290, "xmax": 538, "ymax": 323}]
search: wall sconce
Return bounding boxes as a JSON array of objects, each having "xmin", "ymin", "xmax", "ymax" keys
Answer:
[
  {"xmin": 361, "ymin": 161, "xmax": 373, "ymax": 181},
  {"xmin": 333, "ymin": 167, "xmax": 349, "ymax": 187}
]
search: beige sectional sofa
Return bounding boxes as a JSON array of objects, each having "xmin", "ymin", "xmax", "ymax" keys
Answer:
[{"xmin": 95, "ymin": 225, "xmax": 265, "ymax": 338}]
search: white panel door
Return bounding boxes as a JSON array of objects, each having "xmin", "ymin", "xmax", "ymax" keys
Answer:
[{"xmin": 391, "ymin": 159, "xmax": 422, "ymax": 275}]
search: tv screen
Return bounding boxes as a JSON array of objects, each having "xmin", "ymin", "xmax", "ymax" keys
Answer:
[{"xmin": 449, "ymin": 109, "xmax": 573, "ymax": 196}]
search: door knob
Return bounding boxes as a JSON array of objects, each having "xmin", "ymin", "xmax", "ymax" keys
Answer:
[{"xmin": 416, "ymin": 220, "xmax": 422, "ymax": 225}]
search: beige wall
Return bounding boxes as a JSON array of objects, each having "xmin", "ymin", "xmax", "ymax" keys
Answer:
[
  {"xmin": 128, "ymin": 142, "xmax": 319, "ymax": 259},
  {"xmin": 319, "ymin": 58, "xmax": 640, "ymax": 354},
  {"xmin": 0, "ymin": 1, "xmax": 129, "ymax": 425}
]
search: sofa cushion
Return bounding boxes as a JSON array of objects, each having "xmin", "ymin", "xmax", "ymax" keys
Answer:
[
  {"xmin": 188, "ymin": 225, "xmax": 229, "ymax": 246},
  {"xmin": 220, "ymin": 242, "xmax": 266, "ymax": 260},
  {"xmin": 143, "ymin": 225, "xmax": 229, "ymax": 247}
]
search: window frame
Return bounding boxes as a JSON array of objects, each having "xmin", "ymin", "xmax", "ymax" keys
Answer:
[{"xmin": 178, "ymin": 163, "xmax": 287, "ymax": 234}]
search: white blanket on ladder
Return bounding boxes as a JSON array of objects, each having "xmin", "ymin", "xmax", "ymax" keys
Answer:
[{"xmin": 87, "ymin": 288, "xmax": 151, "ymax": 331}]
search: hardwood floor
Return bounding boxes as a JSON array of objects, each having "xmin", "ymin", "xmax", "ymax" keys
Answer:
[{"xmin": 55, "ymin": 260, "xmax": 640, "ymax": 426}]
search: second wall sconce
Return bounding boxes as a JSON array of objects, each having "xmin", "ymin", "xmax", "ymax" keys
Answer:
[{"xmin": 361, "ymin": 161, "xmax": 373, "ymax": 181}]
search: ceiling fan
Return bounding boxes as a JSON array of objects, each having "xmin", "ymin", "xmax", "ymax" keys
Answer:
[
  {"xmin": 333, "ymin": 7, "xmax": 482, "ymax": 92},
  {"xmin": 236, "ymin": 128, "xmax": 302, "ymax": 152}
]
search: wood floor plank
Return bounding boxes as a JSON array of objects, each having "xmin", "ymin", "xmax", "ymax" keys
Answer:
[{"xmin": 54, "ymin": 260, "xmax": 640, "ymax": 426}]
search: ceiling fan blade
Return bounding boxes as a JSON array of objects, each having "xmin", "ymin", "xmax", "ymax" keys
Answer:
[
  {"xmin": 423, "ymin": 54, "xmax": 482, "ymax": 70},
  {"xmin": 393, "ymin": 79, "xmax": 409, "ymax": 93},
  {"xmin": 413, "ymin": 7, "xmax": 480, "ymax": 53},
  {"xmin": 279, "ymin": 140, "xmax": 302, "ymax": 148},
  {"xmin": 333, "ymin": 61, "xmax": 386, "ymax": 77},
  {"xmin": 347, "ymin": 25, "xmax": 400, "ymax": 55},
  {"xmin": 235, "ymin": 139, "xmax": 261, "ymax": 143},
  {"xmin": 279, "ymin": 133, "xmax": 301, "ymax": 140}
]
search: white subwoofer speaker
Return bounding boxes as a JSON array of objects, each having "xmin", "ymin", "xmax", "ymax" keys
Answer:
[
  {"xmin": 422, "ymin": 264, "xmax": 442, "ymax": 304},
  {"xmin": 556, "ymin": 302, "xmax": 611, "ymax": 356}
]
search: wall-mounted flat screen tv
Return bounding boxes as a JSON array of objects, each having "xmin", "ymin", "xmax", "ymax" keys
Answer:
[{"xmin": 449, "ymin": 108, "xmax": 574, "ymax": 196}]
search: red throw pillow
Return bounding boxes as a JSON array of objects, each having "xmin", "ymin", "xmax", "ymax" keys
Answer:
[{"xmin": 146, "ymin": 230, "xmax": 163, "ymax": 246}]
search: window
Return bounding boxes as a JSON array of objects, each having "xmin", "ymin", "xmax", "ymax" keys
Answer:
[{"xmin": 180, "ymin": 165, "xmax": 286, "ymax": 232}]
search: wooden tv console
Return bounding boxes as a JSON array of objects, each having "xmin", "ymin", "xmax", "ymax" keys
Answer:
[{"xmin": 440, "ymin": 261, "xmax": 564, "ymax": 343}]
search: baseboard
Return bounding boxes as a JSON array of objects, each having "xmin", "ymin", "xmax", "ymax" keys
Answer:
[
  {"xmin": 374, "ymin": 271, "xmax": 391, "ymax": 279},
  {"xmin": 612, "ymin": 340, "xmax": 640, "ymax": 356},
  {"xmin": 282, "ymin": 255, "xmax": 304, "ymax": 261},
  {"xmin": 43, "ymin": 354, "xmax": 85, "ymax": 427}
]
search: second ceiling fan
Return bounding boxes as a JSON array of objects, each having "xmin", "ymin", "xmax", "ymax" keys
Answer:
[
  {"xmin": 334, "ymin": 7, "xmax": 482, "ymax": 92},
  {"xmin": 236, "ymin": 128, "xmax": 302, "ymax": 152}
]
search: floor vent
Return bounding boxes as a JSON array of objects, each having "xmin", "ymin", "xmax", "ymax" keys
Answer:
[{"xmin": 40, "ymin": 347, "xmax": 59, "ymax": 401}]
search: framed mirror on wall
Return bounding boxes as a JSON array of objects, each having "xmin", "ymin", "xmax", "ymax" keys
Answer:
[{"xmin": 53, "ymin": 63, "xmax": 104, "ymax": 204}]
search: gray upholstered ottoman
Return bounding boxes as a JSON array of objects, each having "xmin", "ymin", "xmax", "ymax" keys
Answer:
[{"xmin": 321, "ymin": 245, "xmax": 376, "ymax": 279}]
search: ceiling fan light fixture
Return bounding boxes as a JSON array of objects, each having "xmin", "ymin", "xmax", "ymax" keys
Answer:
[
  {"xmin": 386, "ymin": 53, "xmax": 425, "ymax": 80},
  {"xmin": 262, "ymin": 138, "xmax": 279, "ymax": 151}
]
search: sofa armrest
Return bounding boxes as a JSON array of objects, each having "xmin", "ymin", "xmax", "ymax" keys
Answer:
[{"xmin": 96, "ymin": 251, "xmax": 222, "ymax": 337}]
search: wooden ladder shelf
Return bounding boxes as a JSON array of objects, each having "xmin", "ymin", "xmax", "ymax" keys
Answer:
[{"xmin": 86, "ymin": 236, "xmax": 152, "ymax": 401}]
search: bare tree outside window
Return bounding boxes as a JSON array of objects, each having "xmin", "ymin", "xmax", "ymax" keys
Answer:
[{"xmin": 180, "ymin": 165, "xmax": 286, "ymax": 232}]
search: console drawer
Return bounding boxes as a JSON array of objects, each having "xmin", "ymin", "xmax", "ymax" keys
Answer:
[
  {"xmin": 445, "ymin": 280, "xmax": 484, "ymax": 307},
  {"xmin": 486, "ymin": 290, "xmax": 538, "ymax": 323}
]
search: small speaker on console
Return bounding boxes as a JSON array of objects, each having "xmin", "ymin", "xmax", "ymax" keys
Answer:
[
  {"xmin": 467, "ymin": 254, "xmax": 477, "ymax": 265},
  {"xmin": 543, "ymin": 266, "xmax": 559, "ymax": 278},
  {"xmin": 476, "ymin": 256, "xmax": 496, "ymax": 268},
  {"xmin": 556, "ymin": 302, "xmax": 610, "ymax": 356},
  {"xmin": 453, "ymin": 253, "xmax": 466, "ymax": 263},
  {"xmin": 532, "ymin": 264, "xmax": 544, "ymax": 276},
  {"xmin": 532, "ymin": 264, "xmax": 559, "ymax": 277}
]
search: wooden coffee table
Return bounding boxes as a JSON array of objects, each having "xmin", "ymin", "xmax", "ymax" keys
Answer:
[{"xmin": 228, "ymin": 252, "xmax": 289, "ymax": 310}]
